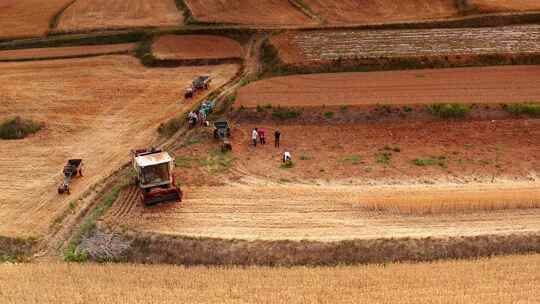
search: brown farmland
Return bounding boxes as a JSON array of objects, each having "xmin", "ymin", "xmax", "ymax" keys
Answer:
[
  {"xmin": 0, "ymin": 43, "xmax": 135, "ymax": 61},
  {"xmin": 0, "ymin": 0, "xmax": 73, "ymax": 39},
  {"xmin": 303, "ymin": 0, "xmax": 458, "ymax": 24},
  {"xmin": 237, "ymin": 66, "xmax": 540, "ymax": 107},
  {"xmin": 152, "ymin": 35, "xmax": 243, "ymax": 60},
  {"xmin": 271, "ymin": 25, "xmax": 540, "ymax": 65},
  {"xmin": 0, "ymin": 56, "xmax": 239, "ymax": 238},
  {"xmin": 472, "ymin": 0, "xmax": 540, "ymax": 12},
  {"xmin": 56, "ymin": 0, "xmax": 183, "ymax": 33},
  {"xmin": 184, "ymin": 0, "xmax": 316, "ymax": 25}
]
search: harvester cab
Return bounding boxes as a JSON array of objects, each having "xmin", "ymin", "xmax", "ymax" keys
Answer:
[{"xmin": 132, "ymin": 148, "xmax": 182, "ymax": 206}]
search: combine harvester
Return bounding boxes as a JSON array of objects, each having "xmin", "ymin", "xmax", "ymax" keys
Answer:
[
  {"xmin": 132, "ymin": 148, "xmax": 182, "ymax": 206},
  {"xmin": 184, "ymin": 75, "xmax": 212, "ymax": 99}
]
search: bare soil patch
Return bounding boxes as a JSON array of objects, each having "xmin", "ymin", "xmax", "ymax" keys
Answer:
[
  {"xmin": 271, "ymin": 25, "xmax": 540, "ymax": 65},
  {"xmin": 0, "ymin": 0, "xmax": 73, "ymax": 39},
  {"xmin": 152, "ymin": 35, "xmax": 243, "ymax": 61},
  {"xmin": 237, "ymin": 66, "xmax": 540, "ymax": 107},
  {"xmin": 0, "ymin": 43, "xmax": 135, "ymax": 61},
  {"xmin": 184, "ymin": 0, "xmax": 316, "ymax": 25},
  {"xmin": 56, "ymin": 0, "xmax": 183, "ymax": 33},
  {"xmin": 303, "ymin": 0, "xmax": 458, "ymax": 24},
  {"xmin": 0, "ymin": 55, "xmax": 239, "ymax": 238},
  {"xmin": 472, "ymin": 0, "xmax": 540, "ymax": 13}
]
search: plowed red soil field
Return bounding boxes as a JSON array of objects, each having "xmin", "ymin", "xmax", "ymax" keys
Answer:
[
  {"xmin": 271, "ymin": 25, "xmax": 540, "ymax": 65},
  {"xmin": 303, "ymin": 0, "xmax": 457, "ymax": 24},
  {"xmin": 472, "ymin": 0, "xmax": 540, "ymax": 12},
  {"xmin": 151, "ymin": 35, "xmax": 243, "ymax": 60},
  {"xmin": 0, "ymin": 56, "xmax": 239, "ymax": 238},
  {"xmin": 237, "ymin": 66, "xmax": 540, "ymax": 107},
  {"xmin": 184, "ymin": 0, "xmax": 316, "ymax": 25},
  {"xmin": 56, "ymin": 0, "xmax": 183, "ymax": 33},
  {"xmin": 0, "ymin": 0, "xmax": 73, "ymax": 39},
  {"xmin": 0, "ymin": 43, "xmax": 135, "ymax": 61},
  {"xmin": 106, "ymin": 115, "xmax": 540, "ymax": 241}
]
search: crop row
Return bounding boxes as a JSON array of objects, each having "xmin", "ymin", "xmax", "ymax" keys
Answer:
[{"xmin": 289, "ymin": 25, "xmax": 540, "ymax": 62}]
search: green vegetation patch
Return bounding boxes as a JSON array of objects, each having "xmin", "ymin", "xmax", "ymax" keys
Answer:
[
  {"xmin": 340, "ymin": 155, "xmax": 362, "ymax": 165},
  {"xmin": 505, "ymin": 103, "xmax": 540, "ymax": 117},
  {"xmin": 413, "ymin": 156, "xmax": 448, "ymax": 168},
  {"xmin": 0, "ymin": 117, "xmax": 42, "ymax": 140},
  {"xmin": 158, "ymin": 117, "xmax": 183, "ymax": 136},
  {"xmin": 272, "ymin": 108, "xmax": 301, "ymax": 120},
  {"xmin": 64, "ymin": 181, "xmax": 129, "ymax": 262},
  {"xmin": 198, "ymin": 149, "xmax": 235, "ymax": 174},
  {"xmin": 428, "ymin": 104, "xmax": 471, "ymax": 118}
]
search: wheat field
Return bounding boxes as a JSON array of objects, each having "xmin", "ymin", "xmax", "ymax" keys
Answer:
[{"xmin": 1, "ymin": 255, "xmax": 539, "ymax": 303}]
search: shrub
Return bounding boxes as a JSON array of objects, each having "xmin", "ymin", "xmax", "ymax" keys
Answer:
[
  {"xmin": 505, "ymin": 103, "xmax": 540, "ymax": 117},
  {"xmin": 428, "ymin": 104, "xmax": 471, "ymax": 118},
  {"xmin": 340, "ymin": 105, "xmax": 349, "ymax": 112},
  {"xmin": 0, "ymin": 117, "xmax": 42, "ymax": 140},
  {"xmin": 272, "ymin": 109, "xmax": 300, "ymax": 120},
  {"xmin": 340, "ymin": 155, "xmax": 361, "ymax": 165},
  {"xmin": 281, "ymin": 161, "xmax": 294, "ymax": 169},
  {"xmin": 376, "ymin": 151, "xmax": 392, "ymax": 164},
  {"xmin": 324, "ymin": 111, "xmax": 335, "ymax": 119},
  {"xmin": 413, "ymin": 156, "xmax": 447, "ymax": 168}
]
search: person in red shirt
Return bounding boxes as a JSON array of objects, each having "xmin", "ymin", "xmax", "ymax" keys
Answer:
[{"xmin": 258, "ymin": 128, "xmax": 266, "ymax": 145}]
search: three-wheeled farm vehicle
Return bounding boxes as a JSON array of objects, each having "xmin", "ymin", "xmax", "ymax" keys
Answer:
[
  {"xmin": 213, "ymin": 120, "xmax": 232, "ymax": 152},
  {"xmin": 132, "ymin": 148, "xmax": 182, "ymax": 206},
  {"xmin": 184, "ymin": 75, "xmax": 212, "ymax": 99},
  {"xmin": 58, "ymin": 159, "xmax": 83, "ymax": 194}
]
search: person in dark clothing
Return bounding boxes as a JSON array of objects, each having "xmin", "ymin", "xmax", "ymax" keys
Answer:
[{"xmin": 274, "ymin": 129, "xmax": 281, "ymax": 148}]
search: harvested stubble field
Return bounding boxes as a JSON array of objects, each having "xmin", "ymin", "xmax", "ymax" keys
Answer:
[
  {"xmin": 472, "ymin": 0, "xmax": 540, "ymax": 12},
  {"xmin": 55, "ymin": 0, "xmax": 183, "ymax": 33},
  {"xmin": 184, "ymin": 0, "xmax": 316, "ymax": 25},
  {"xmin": 271, "ymin": 25, "xmax": 540, "ymax": 65},
  {"xmin": 237, "ymin": 65, "xmax": 540, "ymax": 107},
  {"xmin": 0, "ymin": 43, "xmax": 135, "ymax": 61},
  {"xmin": 107, "ymin": 182, "xmax": 540, "ymax": 241},
  {"xmin": 151, "ymin": 35, "xmax": 243, "ymax": 61},
  {"xmin": 302, "ymin": 0, "xmax": 458, "ymax": 25},
  {"xmin": 1, "ymin": 255, "xmax": 539, "ymax": 303},
  {"xmin": 0, "ymin": 0, "xmax": 73, "ymax": 39},
  {"xmin": 0, "ymin": 55, "xmax": 239, "ymax": 238}
]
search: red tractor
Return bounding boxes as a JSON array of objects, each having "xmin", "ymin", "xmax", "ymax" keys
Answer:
[{"xmin": 132, "ymin": 148, "xmax": 182, "ymax": 206}]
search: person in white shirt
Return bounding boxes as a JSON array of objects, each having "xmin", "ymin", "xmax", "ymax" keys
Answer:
[
  {"xmin": 252, "ymin": 128, "xmax": 258, "ymax": 147},
  {"xmin": 283, "ymin": 151, "xmax": 292, "ymax": 163}
]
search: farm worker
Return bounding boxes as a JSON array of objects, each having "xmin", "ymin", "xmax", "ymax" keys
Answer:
[
  {"xmin": 274, "ymin": 129, "xmax": 281, "ymax": 148},
  {"xmin": 199, "ymin": 111, "xmax": 206, "ymax": 126},
  {"xmin": 252, "ymin": 128, "xmax": 258, "ymax": 147},
  {"xmin": 283, "ymin": 151, "xmax": 292, "ymax": 163},
  {"xmin": 258, "ymin": 128, "xmax": 266, "ymax": 145}
]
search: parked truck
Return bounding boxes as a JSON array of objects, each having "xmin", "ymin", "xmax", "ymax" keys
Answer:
[
  {"xmin": 57, "ymin": 159, "xmax": 83, "ymax": 194},
  {"xmin": 184, "ymin": 75, "xmax": 212, "ymax": 99}
]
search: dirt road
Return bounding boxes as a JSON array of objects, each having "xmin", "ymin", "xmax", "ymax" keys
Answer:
[
  {"xmin": 0, "ymin": 55, "xmax": 239, "ymax": 238},
  {"xmin": 237, "ymin": 65, "xmax": 540, "ymax": 107}
]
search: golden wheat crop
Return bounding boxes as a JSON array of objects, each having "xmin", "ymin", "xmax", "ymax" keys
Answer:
[
  {"xmin": 361, "ymin": 187, "xmax": 540, "ymax": 215},
  {"xmin": 1, "ymin": 255, "xmax": 539, "ymax": 303}
]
